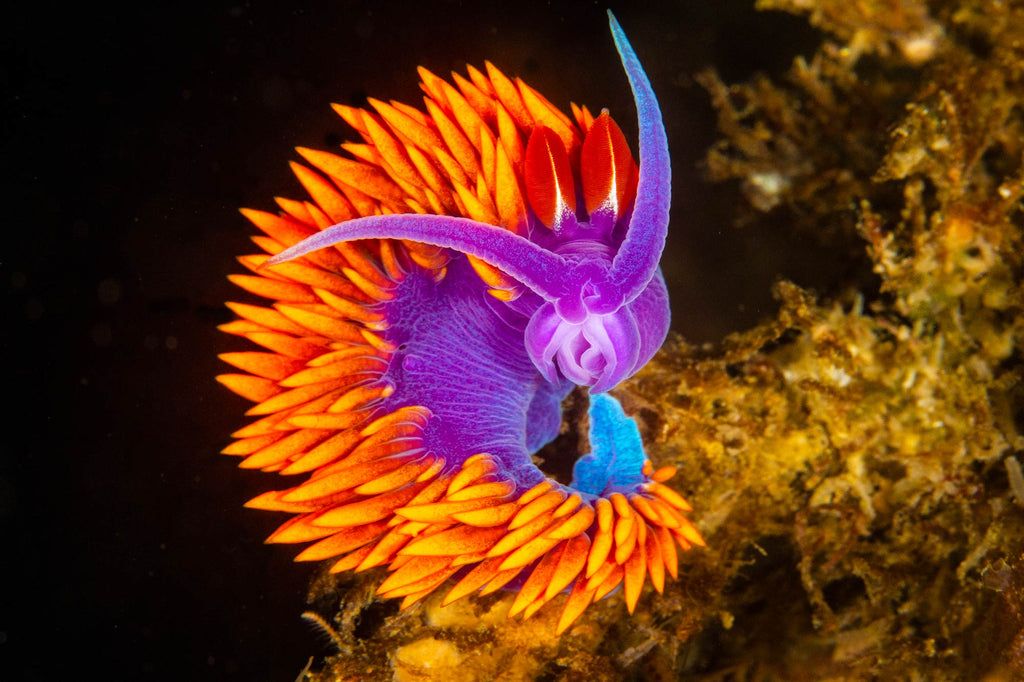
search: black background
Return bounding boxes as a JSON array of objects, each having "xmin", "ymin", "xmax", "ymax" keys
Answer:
[{"xmin": 4, "ymin": 1, "xmax": 822, "ymax": 679}]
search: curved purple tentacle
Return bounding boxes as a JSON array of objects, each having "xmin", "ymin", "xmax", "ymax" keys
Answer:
[
  {"xmin": 606, "ymin": 11, "xmax": 671, "ymax": 305},
  {"xmin": 266, "ymin": 214, "xmax": 570, "ymax": 301}
]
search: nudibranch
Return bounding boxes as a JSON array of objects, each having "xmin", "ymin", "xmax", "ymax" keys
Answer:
[{"xmin": 218, "ymin": 12, "xmax": 703, "ymax": 634}]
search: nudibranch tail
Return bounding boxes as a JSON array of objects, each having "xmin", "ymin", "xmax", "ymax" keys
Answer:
[{"xmin": 220, "ymin": 11, "xmax": 700, "ymax": 635}]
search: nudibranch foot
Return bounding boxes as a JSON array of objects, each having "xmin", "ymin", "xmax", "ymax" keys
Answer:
[{"xmin": 219, "ymin": 10, "xmax": 700, "ymax": 634}]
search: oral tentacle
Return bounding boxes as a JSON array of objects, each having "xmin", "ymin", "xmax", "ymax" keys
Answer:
[
  {"xmin": 605, "ymin": 11, "xmax": 671, "ymax": 306},
  {"xmin": 266, "ymin": 213, "xmax": 570, "ymax": 302}
]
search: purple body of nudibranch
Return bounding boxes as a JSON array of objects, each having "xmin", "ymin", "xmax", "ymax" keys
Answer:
[
  {"xmin": 374, "ymin": 255, "xmax": 572, "ymax": 491},
  {"xmin": 223, "ymin": 11, "xmax": 703, "ymax": 631}
]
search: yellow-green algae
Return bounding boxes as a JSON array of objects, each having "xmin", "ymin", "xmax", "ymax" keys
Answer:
[{"xmin": 300, "ymin": 1, "xmax": 1024, "ymax": 679}]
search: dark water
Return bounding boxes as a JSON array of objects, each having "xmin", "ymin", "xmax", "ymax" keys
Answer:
[{"xmin": 4, "ymin": 1, "xmax": 820, "ymax": 679}]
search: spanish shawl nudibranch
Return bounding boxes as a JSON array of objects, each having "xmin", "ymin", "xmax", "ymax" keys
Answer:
[{"xmin": 218, "ymin": 12, "xmax": 703, "ymax": 633}]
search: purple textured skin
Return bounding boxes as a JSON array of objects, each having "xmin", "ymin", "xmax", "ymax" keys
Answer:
[{"xmin": 268, "ymin": 12, "xmax": 671, "ymax": 497}]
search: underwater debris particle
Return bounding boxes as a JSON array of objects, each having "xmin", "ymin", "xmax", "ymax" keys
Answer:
[{"xmin": 1008, "ymin": 456, "xmax": 1024, "ymax": 507}]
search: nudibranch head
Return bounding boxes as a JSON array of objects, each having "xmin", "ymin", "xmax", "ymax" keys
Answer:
[{"xmin": 219, "ymin": 11, "xmax": 700, "ymax": 635}]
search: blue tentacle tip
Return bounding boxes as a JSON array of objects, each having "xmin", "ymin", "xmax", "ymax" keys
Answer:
[{"xmin": 572, "ymin": 392, "xmax": 646, "ymax": 495}]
